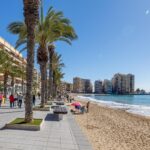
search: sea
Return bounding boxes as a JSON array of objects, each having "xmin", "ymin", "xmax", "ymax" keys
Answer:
[{"xmin": 77, "ymin": 94, "xmax": 150, "ymax": 117}]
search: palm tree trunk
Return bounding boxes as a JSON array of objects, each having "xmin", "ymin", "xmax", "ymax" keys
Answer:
[
  {"xmin": 45, "ymin": 69, "xmax": 48, "ymax": 103},
  {"xmin": 11, "ymin": 76, "xmax": 14, "ymax": 95},
  {"xmin": 53, "ymin": 71, "xmax": 57, "ymax": 98},
  {"xmin": 4, "ymin": 73, "xmax": 8, "ymax": 98},
  {"xmin": 40, "ymin": 63, "xmax": 46, "ymax": 108},
  {"xmin": 48, "ymin": 45, "xmax": 55, "ymax": 99},
  {"xmin": 37, "ymin": 44, "xmax": 48, "ymax": 107},
  {"xmin": 23, "ymin": 0, "xmax": 39, "ymax": 123},
  {"xmin": 22, "ymin": 78, "xmax": 24, "ymax": 94},
  {"xmin": 49, "ymin": 60, "xmax": 53, "ymax": 99}
]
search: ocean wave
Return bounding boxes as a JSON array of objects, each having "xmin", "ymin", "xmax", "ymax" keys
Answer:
[{"xmin": 77, "ymin": 95, "xmax": 150, "ymax": 117}]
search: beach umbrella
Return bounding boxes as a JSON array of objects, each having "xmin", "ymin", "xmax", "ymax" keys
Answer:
[{"xmin": 71, "ymin": 102, "xmax": 81, "ymax": 106}]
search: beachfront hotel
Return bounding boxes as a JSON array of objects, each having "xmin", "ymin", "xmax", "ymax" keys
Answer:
[
  {"xmin": 73, "ymin": 77, "xmax": 93, "ymax": 93},
  {"xmin": 0, "ymin": 36, "xmax": 40, "ymax": 95},
  {"xmin": 112, "ymin": 73, "xmax": 135, "ymax": 94}
]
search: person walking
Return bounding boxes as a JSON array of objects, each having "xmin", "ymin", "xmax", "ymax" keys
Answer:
[
  {"xmin": 0, "ymin": 93, "xmax": 3, "ymax": 107},
  {"xmin": 9, "ymin": 94, "xmax": 14, "ymax": 108},
  {"xmin": 2, "ymin": 95, "xmax": 5, "ymax": 105},
  {"xmin": 18, "ymin": 93, "xmax": 23, "ymax": 108},
  {"xmin": 86, "ymin": 101, "xmax": 90, "ymax": 113},
  {"xmin": 32, "ymin": 94, "xmax": 36, "ymax": 106}
]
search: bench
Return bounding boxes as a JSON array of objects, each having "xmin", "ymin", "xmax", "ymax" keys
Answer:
[{"xmin": 53, "ymin": 106, "xmax": 68, "ymax": 121}]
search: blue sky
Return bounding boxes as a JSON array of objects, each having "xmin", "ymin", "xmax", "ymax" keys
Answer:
[{"xmin": 0, "ymin": 0, "xmax": 150, "ymax": 91}]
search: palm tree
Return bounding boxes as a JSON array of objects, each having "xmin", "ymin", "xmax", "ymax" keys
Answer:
[
  {"xmin": 47, "ymin": 16, "xmax": 77, "ymax": 99},
  {"xmin": 23, "ymin": 0, "xmax": 39, "ymax": 122},
  {"xmin": 8, "ymin": 5, "xmax": 77, "ymax": 108},
  {"xmin": 48, "ymin": 44, "xmax": 55, "ymax": 99},
  {"xmin": 51, "ymin": 52, "xmax": 65, "ymax": 97}
]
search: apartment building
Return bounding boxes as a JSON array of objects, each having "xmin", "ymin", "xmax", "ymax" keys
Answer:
[
  {"xmin": 112, "ymin": 73, "xmax": 134, "ymax": 94},
  {"xmin": 73, "ymin": 77, "xmax": 93, "ymax": 93},
  {"xmin": 94, "ymin": 80, "xmax": 103, "ymax": 94},
  {"xmin": 0, "ymin": 36, "xmax": 27, "ymax": 94},
  {"xmin": 73, "ymin": 77, "xmax": 83, "ymax": 93}
]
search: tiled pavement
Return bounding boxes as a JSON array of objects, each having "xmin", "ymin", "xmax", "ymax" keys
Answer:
[{"xmin": 0, "ymin": 101, "xmax": 93, "ymax": 150}]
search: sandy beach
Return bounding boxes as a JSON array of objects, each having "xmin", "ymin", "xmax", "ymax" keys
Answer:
[{"xmin": 73, "ymin": 96, "xmax": 150, "ymax": 150}]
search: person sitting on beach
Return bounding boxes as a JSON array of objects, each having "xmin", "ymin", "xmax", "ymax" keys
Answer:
[
  {"xmin": 80, "ymin": 106, "xmax": 86, "ymax": 114},
  {"xmin": 75, "ymin": 105, "xmax": 82, "ymax": 112}
]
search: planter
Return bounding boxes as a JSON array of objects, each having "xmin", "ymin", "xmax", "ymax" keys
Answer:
[{"xmin": 5, "ymin": 118, "xmax": 44, "ymax": 131}]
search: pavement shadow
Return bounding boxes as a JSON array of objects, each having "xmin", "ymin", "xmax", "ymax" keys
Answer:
[{"xmin": 44, "ymin": 113, "xmax": 59, "ymax": 121}]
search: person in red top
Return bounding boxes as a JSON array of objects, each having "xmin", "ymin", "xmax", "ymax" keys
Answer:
[{"xmin": 9, "ymin": 94, "xmax": 14, "ymax": 108}]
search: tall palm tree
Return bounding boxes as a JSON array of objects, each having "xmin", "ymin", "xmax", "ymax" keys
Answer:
[
  {"xmin": 23, "ymin": 0, "xmax": 39, "ymax": 122},
  {"xmin": 47, "ymin": 17, "xmax": 77, "ymax": 99},
  {"xmin": 51, "ymin": 52, "xmax": 65, "ymax": 97},
  {"xmin": 8, "ymin": 5, "xmax": 77, "ymax": 108},
  {"xmin": 48, "ymin": 44, "xmax": 55, "ymax": 99}
]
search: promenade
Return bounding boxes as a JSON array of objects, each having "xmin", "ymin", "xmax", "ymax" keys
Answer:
[{"xmin": 0, "ymin": 100, "xmax": 93, "ymax": 150}]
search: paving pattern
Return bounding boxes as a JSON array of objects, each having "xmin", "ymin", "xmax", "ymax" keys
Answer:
[{"xmin": 0, "ymin": 100, "xmax": 93, "ymax": 150}]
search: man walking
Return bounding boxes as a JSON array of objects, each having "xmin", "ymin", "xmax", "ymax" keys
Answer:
[{"xmin": 18, "ymin": 93, "xmax": 23, "ymax": 108}]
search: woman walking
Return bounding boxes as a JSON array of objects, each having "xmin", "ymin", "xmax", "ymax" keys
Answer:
[{"xmin": 9, "ymin": 94, "xmax": 14, "ymax": 108}]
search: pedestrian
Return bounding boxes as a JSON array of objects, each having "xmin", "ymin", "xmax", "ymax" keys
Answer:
[
  {"xmin": 32, "ymin": 94, "xmax": 36, "ymax": 106},
  {"xmin": 18, "ymin": 93, "xmax": 23, "ymax": 108},
  {"xmin": 86, "ymin": 101, "xmax": 90, "ymax": 113},
  {"xmin": 0, "ymin": 93, "xmax": 3, "ymax": 107},
  {"xmin": 2, "ymin": 95, "xmax": 5, "ymax": 104},
  {"xmin": 9, "ymin": 94, "xmax": 14, "ymax": 108}
]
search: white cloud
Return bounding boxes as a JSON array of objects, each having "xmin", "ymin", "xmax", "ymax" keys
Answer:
[{"xmin": 145, "ymin": 10, "xmax": 149, "ymax": 15}]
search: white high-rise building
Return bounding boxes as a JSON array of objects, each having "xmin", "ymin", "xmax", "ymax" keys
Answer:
[{"xmin": 112, "ymin": 73, "xmax": 134, "ymax": 94}]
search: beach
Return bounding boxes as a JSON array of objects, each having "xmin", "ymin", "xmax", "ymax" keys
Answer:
[{"xmin": 73, "ymin": 96, "xmax": 150, "ymax": 150}]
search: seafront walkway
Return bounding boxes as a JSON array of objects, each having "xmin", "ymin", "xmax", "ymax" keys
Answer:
[{"xmin": 0, "ymin": 100, "xmax": 93, "ymax": 150}]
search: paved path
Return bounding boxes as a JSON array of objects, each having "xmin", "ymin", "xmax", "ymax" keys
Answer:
[{"xmin": 0, "ymin": 100, "xmax": 93, "ymax": 150}]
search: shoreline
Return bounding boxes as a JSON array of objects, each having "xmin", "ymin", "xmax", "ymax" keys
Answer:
[
  {"xmin": 72, "ymin": 94, "xmax": 150, "ymax": 118},
  {"xmin": 71, "ymin": 93, "xmax": 150, "ymax": 96},
  {"xmin": 71, "ymin": 94, "xmax": 150, "ymax": 150},
  {"xmin": 75, "ymin": 95, "xmax": 150, "ymax": 120}
]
